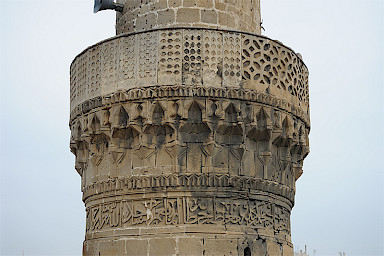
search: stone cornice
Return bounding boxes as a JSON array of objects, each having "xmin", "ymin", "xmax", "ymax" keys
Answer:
[
  {"xmin": 69, "ymin": 85, "xmax": 310, "ymax": 129},
  {"xmin": 82, "ymin": 173, "xmax": 296, "ymax": 206}
]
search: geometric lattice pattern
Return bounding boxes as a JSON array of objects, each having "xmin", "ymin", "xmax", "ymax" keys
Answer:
[
  {"xmin": 71, "ymin": 29, "xmax": 309, "ymax": 114},
  {"xmin": 242, "ymin": 35, "xmax": 309, "ymax": 105}
]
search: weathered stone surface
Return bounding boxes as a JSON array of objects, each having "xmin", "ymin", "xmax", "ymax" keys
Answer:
[
  {"xmin": 283, "ymin": 242, "xmax": 294, "ymax": 256},
  {"xmin": 71, "ymin": 1, "xmax": 309, "ymax": 255},
  {"xmin": 116, "ymin": 0, "xmax": 261, "ymax": 34},
  {"xmin": 149, "ymin": 238, "xmax": 176, "ymax": 255},
  {"xmin": 252, "ymin": 238, "xmax": 268, "ymax": 256},
  {"xmin": 204, "ymin": 239, "xmax": 238, "ymax": 256},
  {"xmin": 70, "ymin": 30, "xmax": 309, "ymax": 121},
  {"xmin": 125, "ymin": 239, "xmax": 147, "ymax": 256},
  {"xmin": 201, "ymin": 9, "xmax": 218, "ymax": 24},
  {"xmin": 178, "ymin": 238, "xmax": 204, "ymax": 255},
  {"xmin": 83, "ymin": 239, "xmax": 126, "ymax": 256}
]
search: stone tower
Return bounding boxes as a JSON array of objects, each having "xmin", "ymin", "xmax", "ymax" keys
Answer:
[{"xmin": 69, "ymin": 0, "xmax": 310, "ymax": 255}]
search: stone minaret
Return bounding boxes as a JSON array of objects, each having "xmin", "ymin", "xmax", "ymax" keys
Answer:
[{"xmin": 70, "ymin": 0, "xmax": 310, "ymax": 255}]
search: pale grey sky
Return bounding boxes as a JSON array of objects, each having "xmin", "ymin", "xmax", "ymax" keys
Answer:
[{"xmin": 0, "ymin": 0, "xmax": 383, "ymax": 255}]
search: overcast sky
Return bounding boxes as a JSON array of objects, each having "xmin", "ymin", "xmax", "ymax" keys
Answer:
[{"xmin": 0, "ymin": 0, "xmax": 383, "ymax": 255}]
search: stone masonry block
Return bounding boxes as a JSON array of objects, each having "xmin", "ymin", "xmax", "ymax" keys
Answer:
[
  {"xmin": 126, "ymin": 239, "xmax": 148, "ymax": 256},
  {"xmin": 149, "ymin": 238, "xmax": 176, "ymax": 256},
  {"xmin": 283, "ymin": 243, "xmax": 294, "ymax": 256},
  {"xmin": 138, "ymin": 4, "xmax": 151, "ymax": 15},
  {"xmin": 182, "ymin": 0, "xmax": 214, "ymax": 8},
  {"xmin": 83, "ymin": 241, "xmax": 96, "ymax": 256},
  {"xmin": 178, "ymin": 238, "xmax": 204, "ymax": 255},
  {"xmin": 176, "ymin": 8, "xmax": 200, "ymax": 23},
  {"xmin": 183, "ymin": 0, "xmax": 196, "ymax": 7},
  {"xmin": 266, "ymin": 239, "xmax": 282, "ymax": 256},
  {"xmin": 227, "ymin": 5, "xmax": 240, "ymax": 16},
  {"xmin": 136, "ymin": 13, "xmax": 157, "ymax": 31},
  {"xmin": 168, "ymin": 0, "xmax": 182, "ymax": 8},
  {"xmin": 252, "ymin": 238, "xmax": 268, "ymax": 256},
  {"xmin": 97, "ymin": 240, "xmax": 126, "ymax": 256},
  {"xmin": 151, "ymin": 0, "xmax": 168, "ymax": 10},
  {"xmin": 219, "ymin": 11, "xmax": 235, "ymax": 28},
  {"xmin": 214, "ymin": 0, "xmax": 227, "ymax": 11},
  {"xmin": 196, "ymin": 0, "xmax": 214, "ymax": 8},
  {"xmin": 158, "ymin": 9, "xmax": 176, "ymax": 25},
  {"xmin": 204, "ymin": 239, "xmax": 238, "ymax": 256},
  {"xmin": 201, "ymin": 9, "xmax": 218, "ymax": 24}
]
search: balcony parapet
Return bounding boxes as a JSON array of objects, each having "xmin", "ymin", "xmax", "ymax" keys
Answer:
[{"xmin": 70, "ymin": 28, "xmax": 309, "ymax": 125}]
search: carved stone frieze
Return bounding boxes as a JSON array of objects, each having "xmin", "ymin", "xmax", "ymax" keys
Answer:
[
  {"xmin": 70, "ymin": 96, "xmax": 309, "ymax": 196},
  {"xmin": 86, "ymin": 197, "xmax": 290, "ymax": 238},
  {"xmin": 70, "ymin": 85, "xmax": 310, "ymax": 127}
]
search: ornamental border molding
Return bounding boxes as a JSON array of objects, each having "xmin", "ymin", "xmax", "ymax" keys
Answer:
[
  {"xmin": 84, "ymin": 195, "xmax": 291, "ymax": 240},
  {"xmin": 70, "ymin": 85, "xmax": 310, "ymax": 128},
  {"xmin": 82, "ymin": 173, "xmax": 295, "ymax": 205}
]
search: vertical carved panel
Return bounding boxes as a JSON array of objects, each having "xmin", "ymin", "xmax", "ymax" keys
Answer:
[
  {"xmin": 279, "ymin": 49, "xmax": 295, "ymax": 97},
  {"xmin": 303, "ymin": 67, "xmax": 309, "ymax": 108},
  {"xmin": 202, "ymin": 30, "xmax": 223, "ymax": 87},
  {"xmin": 70, "ymin": 59, "xmax": 78, "ymax": 109},
  {"xmin": 186, "ymin": 144, "xmax": 203, "ymax": 173},
  {"xmin": 158, "ymin": 30, "xmax": 182, "ymax": 85},
  {"xmin": 223, "ymin": 32, "xmax": 242, "ymax": 87},
  {"xmin": 137, "ymin": 32, "xmax": 158, "ymax": 86},
  {"xmin": 118, "ymin": 36, "xmax": 137, "ymax": 90},
  {"xmin": 213, "ymin": 146, "xmax": 229, "ymax": 172},
  {"xmin": 182, "ymin": 29, "xmax": 203, "ymax": 86},
  {"xmin": 101, "ymin": 41, "xmax": 118, "ymax": 94},
  {"xmin": 242, "ymin": 35, "xmax": 264, "ymax": 89},
  {"xmin": 77, "ymin": 52, "xmax": 88, "ymax": 107},
  {"xmin": 296, "ymin": 58, "xmax": 309, "ymax": 107},
  {"xmin": 269, "ymin": 42, "xmax": 286, "ymax": 92},
  {"xmin": 87, "ymin": 47, "xmax": 101, "ymax": 100},
  {"xmin": 242, "ymin": 140, "xmax": 257, "ymax": 177}
]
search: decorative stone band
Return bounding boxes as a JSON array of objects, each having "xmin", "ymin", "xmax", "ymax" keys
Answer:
[
  {"xmin": 85, "ymin": 196, "xmax": 291, "ymax": 241},
  {"xmin": 69, "ymin": 85, "xmax": 310, "ymax": 128},
  {"xmin": 82, "ymin": 174, "xmax": 295, "ymax": 205},
  {"xmin": 70, "ymin": 91, "xmax": 309, "ymax": 196},
  {"xmin": 70, "ymin": 28, "xmax": 309, "ymax": 119}
]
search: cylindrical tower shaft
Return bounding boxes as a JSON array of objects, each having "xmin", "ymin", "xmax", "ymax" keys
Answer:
[
  {"xmin": 116, "ymin": 0, "xmax": 261, "ymax": 35},
  {"xmin": 70, "ymin": 1, "xmax": 310, "ymax": 255}
]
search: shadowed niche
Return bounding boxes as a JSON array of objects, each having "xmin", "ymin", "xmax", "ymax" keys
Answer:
[
  {"xmin": 180, "ymin": 101, "xmax": 211, "ymax": 143},
  {"xmin": 244, "ymin": 247, "xmax": 252, "ymax": 256}
]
